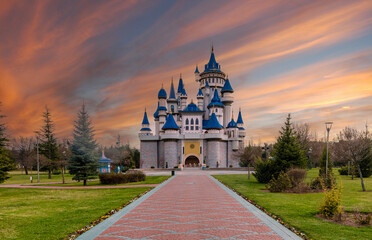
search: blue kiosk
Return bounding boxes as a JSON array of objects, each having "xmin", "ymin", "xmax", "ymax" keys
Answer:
[{"xmin": 98, "ymin": 150, "xmax": 113, "ymax": 173}]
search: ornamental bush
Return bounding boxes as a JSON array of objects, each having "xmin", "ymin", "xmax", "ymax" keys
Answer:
[
  {"xmin": 319, "ymin": 183, "xmax": 342, "ymax": 219},
  {"xmin": 287, "ymin": 168, "xmax": 307, "ymax": 187},
  {"xmin": 267, "ymin": 171, "xmax": 292, "ymax": 192},
  {"xmin": 99, "ymin": 171, "xmax": 145, "ymax": 185}
]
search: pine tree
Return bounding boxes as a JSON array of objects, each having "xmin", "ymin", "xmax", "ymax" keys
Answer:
[
  {"xmin": 37, "ymin": 106, "xmax": 60, "ymax": 179},
  {"xmin": 0, "ymin": 103, "xmax": 15, "ymax": 183},
  {"xmin": 68, "ymin": 104, "xmax": 98, "ymax": 185},
  {"xmin": 272, "ymin": 114, "xmax": 307, "ymax": 178}
]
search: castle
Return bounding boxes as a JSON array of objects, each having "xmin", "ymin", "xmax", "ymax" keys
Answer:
[{"xmin": 139, "ymin": 48, "xmax": 246, "ymax": 169}]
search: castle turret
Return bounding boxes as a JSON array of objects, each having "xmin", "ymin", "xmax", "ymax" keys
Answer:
[
  {"xmin": 167, "ymin": 78, "xmax": 178, "ymax": 115},
  {"xmin": 207, "ymin": 87, "xmax": 224, "ymax": 124},
  {"xmin": 180, "ymin": 88, "xmax": 188, "ymax": 110},
  {"xmin": 197, "ymin": 88, "xmax": 204, "ymax": 110},
  {"xmin": 153, "ymin": 102, "xmax": 160, "ymax": 135},
  {"xmin": 227, "ymin": 113, "xmax": 239, "ymax": 150},
  {"xmin": 140, "ymin": 109, "xmax": 152, "ymax": 136},
  {"xmin": 237, "ymin": 108, "xmax": 246, "ymax": 148},
  {"xmin": 158, "ymin": 85, "xmax": 167, "ymax": 129},
  {"xmin": 221, "ymin": 77, "xmax": 234, "ymax": 127},
  {"xmin": 194, "ymin": 65, "xmax": 200, "ymax": 82},
  {"xmin": 176, "ymin": 74, "xmax": 184, "ymax": 98}
]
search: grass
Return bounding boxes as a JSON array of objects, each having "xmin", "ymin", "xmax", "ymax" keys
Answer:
[
  {"xmin": 213, "ymin": 169, "xmax": 372, "ymax": 240},
  {"xmin": 0, "ymin": 187, "xmax": 152, "ymax": 240},
  {"xmin": 32, "ymin": 175, "xmax": 170, "ymax": 187},
  {"xmin": 1, "ymin": 171, "xmax": 75, "ymax": 184}
]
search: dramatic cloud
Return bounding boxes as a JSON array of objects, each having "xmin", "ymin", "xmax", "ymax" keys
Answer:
[{"xmin": 1, "ymin": 0, "xmax": 372, "ymax": 146}]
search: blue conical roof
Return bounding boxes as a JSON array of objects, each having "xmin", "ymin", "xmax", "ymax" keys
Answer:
[
  {"xmin": 181, "ymin": 87, "xmax": 187, "ymax": 96},
  {"xmin": 162, "ymin": 114, "xmax": 180, "ymax": 130},
  {"xmin": 169, "ymin": 80, "xmax": 176, "ymax": 99},
  {"xmin": 197, "ymin": 88, "xmax": 203, "ymax": 97},
  {"xmin": 158, "ymin": 87, "xmax": 167, "ymax": 99},
  {"xmin": 237, "ymin": 110, "xmax": 244, "ymax": 124},
  {"xmin": 208, "ymin": 88, "xmax": 224, "ymax": 108},
  {"xmin": 205, "ymin": 112, "xmax": 222, "ymax": 130},
  {"xmin": 227, "ymin": 118, "xmax": 238, "ymax": 128},
  {"xmin": 204, "ymin": 47, "xmax": 220, "ymax": 72},
  {"xmin": 205, "ymin": 80, "xmax": 210, "ymax": 87},
  {"xmin": 177, "ymin": 77, "xmax": 184, "ymax": 94},
  {"xmin": 195, "ymin": 65, "xmax": 199, "ymax": 73},
  {"xmin": 221, "ymin": 78, "xmax": 233, "ymax": 93},
  {"xmin": 153, "ymin": 102, "xmax": 159, "ymax": 119},
  {"xmin": 142, "ymin": 110, "xmax": 150, "ymax": 125}
]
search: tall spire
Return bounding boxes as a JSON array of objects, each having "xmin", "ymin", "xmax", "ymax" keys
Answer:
[
  {"xmin": 237, "ymin": 108, "xmax": 244, "ymax": 124},
  {"xmin": 141, "ymin": 109, "xmax": 150, "ymax": 125},
  {"xmin": 177, "ymin": 75, "xmax": 184, "ymax": 94},
  {"xmin": 169, "ymin": 77, "xmax": 176, "ymax": 99}
]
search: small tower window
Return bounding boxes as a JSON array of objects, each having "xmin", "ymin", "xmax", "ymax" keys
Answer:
[
  {"xmin": 186, "ymin": 118, "xmax": 189, "ymax": 125},
  {"xmin": 195, "ymin": 119, "xmax": 199, "ymax": 125},
  {"xmin": 191, "ymin": 119, "xmax": 194, "ymax": 125},
  {"xmin": 186, "ymin": 126, "xmax": 189, "ymax": 130},
  {"xmin": 196, "ymin": 126, "xmax": 199, "ymax": 130},
  {"xmin": 171, "ymin": 105, "xmax": 174, "ymax": 113}
]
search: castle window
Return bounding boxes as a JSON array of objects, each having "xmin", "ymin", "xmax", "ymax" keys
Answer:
[
  {"xmin": 195, "ymin": 119, "xmax": 199, "ymax": 125},
  {"xmin": 171, "ymin": 105, "xmax": 174, "ymax": 113},
  {"xmin": 186, "ymin": 118, "xmax": 189, "ymax": 125},
  {"xmin": 191, "ymin": 126, "xmax": 194, "ymax": 130},
  {"xmin": 191, "ymin": 119, "xmax": 194, "ymax": 125},
  {"xmin": 212, "ymin": 78, "xmax": 214, "ymax": 83},
  {"xmin": 186, "ymin": 126, "xmax": 189, "ymax": 130},
  {"xmin": 196, "ymin": 126, "xmax": 199, "ymax": 130},
  {"xmin": 200, "ymin": 147, "xmax": 202, "ymax": 153}
]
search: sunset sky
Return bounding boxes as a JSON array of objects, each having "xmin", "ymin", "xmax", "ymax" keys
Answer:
[{"xmin": 1, "ymin": 0, "xmax": 372, "ymax": 147}]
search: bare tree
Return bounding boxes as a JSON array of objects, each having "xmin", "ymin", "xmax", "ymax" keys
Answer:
[
  {"xmin": 236, "ymin": 144, "xmax": 261, "ymax": 179},
  {"xmin": 11, "ymin": 137, "xmax": 35, "ymax": 175},
  {"xmin": 295, "ymin": 123, "xmax": 312, "ymax": 149},
  {"xmin": 337, "ymin": 127, "xmax": 371, "ymax": 191}
]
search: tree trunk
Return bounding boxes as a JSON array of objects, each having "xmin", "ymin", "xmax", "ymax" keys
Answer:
[
  {"xmin": 248, "ymin": 164, "xmax": 250, "ymax": 180},
  {"xmin": 48, "ymin": 168, "xmax": 51, "ymax": 179},
  {"xmin": 357, "ymin": 163, "xmax": 366, "ymax": 191},
  {"xmin": 24, "ymin": 166, "xmax": 28, "ymax": 175},
  {"xmin": 351, "ymin": 162, "xmax": 354, "ymax": 180},
  {"xmin": 83, "ymin": 179, "xmax": 87, "ymax": 186},
  {"xmin": 62, "ymin": 166, "xmax": 65, "ymax": 184}
]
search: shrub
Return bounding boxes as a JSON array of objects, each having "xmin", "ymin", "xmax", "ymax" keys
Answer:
[
  {"xmin": 338, "ymin": 166, "xmax": 348, "ymax": 175},
  {"xmin": 310, "ymin": 177, "xmax": 322, "ymax": 190},
  {"xmin": 267, "ymin": 171, "xmax": 292, "ymax": 192},
  {"xmin": 99, "ymin": 171, "xmax": 146, "ymax": 185},
  {"xmin": 287, "ymin": 168, "xmax": 307, "ymax": 187},
  {"xmin": 354, "ymin": 213, "xmax": 371, "ymax": 225},
  {"xmin": 253, "ymin": 158, "xmax": 276, "ymax": 183},
  {"xmin": 319, "ymin": 183, "xmax": 342, "ymax": 219}
]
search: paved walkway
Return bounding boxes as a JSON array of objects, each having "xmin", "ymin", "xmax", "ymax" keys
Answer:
[
  {"xmin": 0, "ymin": 183, "xmax": 158, "ymax": 189},
  {"xmin": 78, "ymin": 175, "xmax": 301, "ymax": 240}
]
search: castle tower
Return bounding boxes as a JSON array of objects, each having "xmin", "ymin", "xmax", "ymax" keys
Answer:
[
  {"xmin": 196, "ymin": 88, "xmax": 204, "ymax": 110},
  {"xmin": 153, "ymin": 102, "xmax": 160, "ymax": 135},
  {"xmin": 162, "ymin": 113, "xmax": 180, "ymax": 168},
  {"xmin": 207, "ymin": 87, "xmax": 224, "ymax": 124},
  {"xmin": 221, "ymin": 77, "xmax": 234, "ymax": 127},
  {"xmin": 227, "ymin": 112, "xmax": 239, "ymax": 150},
  {"xmin": 237, "ymin": 108, "xmax": 246, "ymax": 148},
  {"xmin": 194, "ymin": 65, "xmax": 200, "ymax": 82},
  {"xmin": 180, "ymin": 87, "xmax": 188, "ymax": 110},
  {"xmin": 167, "ymin": 78, "xmax": 178, "ymax": 115},
  {"xmin": 158, "ymin": 85, "xmax": 167, "ymax": 130},
  {"xmin": 139, "ymin": 109, "xmax": 152, "ymax": 136}
]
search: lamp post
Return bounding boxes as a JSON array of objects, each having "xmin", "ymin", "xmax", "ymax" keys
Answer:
[
  {"xmin": 325, "ymin": 122, "xmax": 333, "ymax": 177},
  {"xmin": 36, "ymin": 135, "xmax": 40, "ymax": 183}
]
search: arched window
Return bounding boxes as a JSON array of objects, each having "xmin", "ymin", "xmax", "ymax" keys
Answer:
[
  {"xmin": 195, "ymin": 119, "xmax": 199, "ymax": 125},
  {"xmin": 171, "ymin": 105, "xmax": 174, "ymax": 113},
  {"xmin": 186, "ymin": 118, "xmax": 189, "ymax": 125},
  {"xmin": 191, "ymin": 126, "xmax": 194, "ymax": 130},
  {"xmin": 191, "ymin": 119, "xmax": 194, "ymax": 125},
  {"xmin": 232, "ymin": 131, "xmax": 234, "ymax": 138}
]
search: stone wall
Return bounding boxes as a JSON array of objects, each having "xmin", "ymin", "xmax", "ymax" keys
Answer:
[
  {"xmin": 164, "ymin": 140, "xmax": 178, "ymax": 168},
  {"xmin": 140, "ymin": 141, "xmax": 158, "ymax": 169},
  {"xmin": 207, "ymin": 141, "xmax": 227, "ymax": 168}
]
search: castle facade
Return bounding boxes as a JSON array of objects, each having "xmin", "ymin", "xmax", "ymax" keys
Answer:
[{"xmin": 139, "ymin": 48, "xmax": 246, "ymax": 169}]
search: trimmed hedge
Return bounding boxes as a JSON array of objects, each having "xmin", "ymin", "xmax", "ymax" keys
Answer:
[{"xmin": 99, "ymin": 171, "xmax": 146, "ymax": 185}]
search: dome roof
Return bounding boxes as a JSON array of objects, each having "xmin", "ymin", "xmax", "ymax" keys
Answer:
[
  {"xmin": 158, "ymin": 88, "xmax": 167, "ymax": 99},
  {"xmin": 153, "ymin": 103, "xmax": 159, "ymax": 119},
  {"xmin": 227, "ymin": 118, "xmax": 238, "ymax": 128},
  {"xmin": 182, "ymin": 102, "xmax": 202, "ymax": 112},
  {"xmin": 208, "ymin": 88, "xmax": 224, "ymax": 108}
]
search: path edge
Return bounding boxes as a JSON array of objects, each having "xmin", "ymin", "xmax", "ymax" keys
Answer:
[
  {"xmin": 76, "ymin": 176, "xmax": 175, "ymax": 240},
  {"xmin": 208, "ymin": 175, "xmax": 302, "ymax": 240}
]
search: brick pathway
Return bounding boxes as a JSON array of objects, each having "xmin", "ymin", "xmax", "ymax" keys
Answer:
[{"xmin": 78, "ymin": 175, "xmax": 301, "ymax": 240}]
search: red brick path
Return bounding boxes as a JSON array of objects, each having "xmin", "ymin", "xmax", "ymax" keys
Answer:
[{"xmin": 94, "ymin": 175, "xmax": 284, "ymax": 239}]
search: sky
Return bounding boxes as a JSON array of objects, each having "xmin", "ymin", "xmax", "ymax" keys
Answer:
[{"xmin": 1, "ymin": 0, "xmax": 372, "ymax": 147}]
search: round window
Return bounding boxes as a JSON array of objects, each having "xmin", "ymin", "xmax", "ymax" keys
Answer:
[{"xmin": 190, "ymin": 144, "xmax": 195, "ymax": 149}]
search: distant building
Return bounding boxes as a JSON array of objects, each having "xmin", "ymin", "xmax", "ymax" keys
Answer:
[
  {"xmin": 98, "ymin": 150, "xmax": 113, "ymax": 173},
  {"xmin": 139, "ymin": 47, "xmax": 246, "ymax": 168}
]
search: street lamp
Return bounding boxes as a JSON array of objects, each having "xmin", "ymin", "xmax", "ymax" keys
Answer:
[
  {"xmin": 36, "ymin": 135, "xmax": 40, "ymax": 183},
  {"xmin": 325, "ymin": 122, "xmax": 333, "ymax": 177}
]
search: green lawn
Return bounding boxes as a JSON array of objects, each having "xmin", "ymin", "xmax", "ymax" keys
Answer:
[
  {"xmin": 32, "ymin": 175, "xmax": 170, "ymax": 187},
  {"xmin": 213, "ymin": 169, "xmax": 372, "ymax": 240},
  {"xmin": 0, "ymin": 187, "xmax": 152, "ymax": 240},
  {"xmin": 1, "ymin": 171, "xmax": 76, "ymax": 184}
]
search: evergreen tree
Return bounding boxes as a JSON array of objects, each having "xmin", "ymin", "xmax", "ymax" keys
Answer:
[
  {"xmin": 271, "ymin": 114, "xmax": 307, "ymax": 178},
  {"xmin": 68, "ymin": 104, "xmax": 98, "ymax": 185},
  {"xmin": 358, "ymin": 139, "xmax": 372, "ymax": 178},
  {"xmin": 0, "ymin": 103, "xmax": 15, "ymax": 183},
  {"xmin": 37, "ymin": 106, "xmax": 60, "ymax": 179}
]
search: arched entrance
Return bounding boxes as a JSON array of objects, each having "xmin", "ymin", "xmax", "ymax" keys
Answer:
[{"xmin": 185, "ymin": 155, "xmax": 200, "ymax": 167}]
